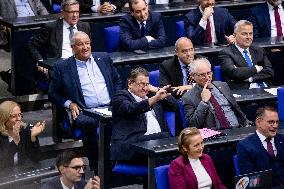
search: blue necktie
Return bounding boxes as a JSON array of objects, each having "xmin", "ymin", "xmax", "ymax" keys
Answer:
[
  {"xmin": 140, "ymin": 22, "xmax": 146, "ymax": 37},
  {"xmin": 243, "ymin": 50, "xmax": 253, "ymax": 67},
  {"xmin": 243, "ymin": 50, "xmax": 265, "ymax": 88}
]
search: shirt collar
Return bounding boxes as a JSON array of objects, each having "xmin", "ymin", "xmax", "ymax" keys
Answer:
[
  {"xmin": 128, "ymin": 89, "xmax": 148, "ymax": 102},
  {"xmin": 63, "ymin": 20, "xmax": 77, "ymax": 30},
  {"xmin": 60, "ymin": 177, "xmax": 75, "ymax": 189},
  {"xmin": 136, "ymin": 20, "xmax": 146, "ymax": 26},
  {"xmin": 178, "ymin": 58, "xmax": 189, "ymax": 68},
  {"xmin": 235, "ymin": 44, "xmax": 250, "ymax": 54},
  {"xmin": 75, "ymin": 55, "xmax": 94, "ymax": 67},
  {"xmin": 256, "ymin": 130, "xmax": 275, "ymax": 143}
]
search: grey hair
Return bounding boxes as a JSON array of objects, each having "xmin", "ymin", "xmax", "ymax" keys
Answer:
[
  {"xmin": 61, "ymin": 0, "xmax": 79, "ymax": 11},
  {"xmin": 234, "ymin": 20, "xmax": 253, "ymax": 33},
  {"xmin": 175, "ymin": 37, "xmax": 192, "ymax": 51},
  {"xmin": 70, "ymin": 31, "xmax": 90, "ymax": 46},
  {"xmin": 189, "ymin": 57, "xmax": 211, "ymax": 74}
]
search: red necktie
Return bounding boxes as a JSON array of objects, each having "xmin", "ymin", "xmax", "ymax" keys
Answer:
[
  {"xmin": 205, "ymin": 19, "xmax": 212, "ymax": 44},
  {"xmin": 209, "ymin": 94, "xmax": 231, "ymax": 129},
  {"xmin": 265, "ymin": 138, "xmax": 275, "ymax": 158},
  {"xmin": 274, "ymin": 6, "xmax": 283, "ymax": 37}
]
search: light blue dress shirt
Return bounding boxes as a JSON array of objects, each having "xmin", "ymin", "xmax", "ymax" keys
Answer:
[{"xmin": 14, "ymin": 0, "xmax": 35, "ymax": 17}]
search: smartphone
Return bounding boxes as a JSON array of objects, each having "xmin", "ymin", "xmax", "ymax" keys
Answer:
[{"xmin": 165, "ymin": 87, "xmax": 174, "ymax": 93}]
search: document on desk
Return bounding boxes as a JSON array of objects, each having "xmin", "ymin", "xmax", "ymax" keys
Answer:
[
  {"xmin": 264, "ymin": 87, "xmax": 279, "ymax": 96},
  {"xmin": 92, "ymin": 107, "xmax": 112, "ymax": 116}
]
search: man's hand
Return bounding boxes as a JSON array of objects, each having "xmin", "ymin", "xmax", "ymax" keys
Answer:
[
  {"xmin": 148, "ymin": 86, "xmax": 170, "ymax": 106},
  {"xmin": 98, "ymin": 2, "xmax": 114, "ymax": 13},
  {"xmin": 225, "ymin": 35, "xmax": 235, "ymax": 44},
  {"xmin": 172, "ymin": 85, "xmax": 193, "ymax": 96},
  {"xmin": 69, "ymin": 102, "xmax": 81, "ymax": 120},
  {"xmin": 202, "ymin": 6, "xmax": 214, "ymax": 21},
  {"xmin": 201, "ymin": 80, "xmax": 211, "ymax": 102},
  {"xmin": 84, "ymin": 176, "xmax": 100, "ymax": 189}
]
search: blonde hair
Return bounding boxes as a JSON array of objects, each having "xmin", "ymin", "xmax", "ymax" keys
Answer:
[
  {"xmin": 178, "ymin": 127, "xmax": 200, "ymax": 157},
  {"xmin": 0, "ymin": 101, "xmax": 20, "ymax": 136}
]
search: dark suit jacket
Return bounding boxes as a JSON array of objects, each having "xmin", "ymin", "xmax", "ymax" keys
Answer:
[
  {"xmin": 182, "ymin": 81, "xmax": 249, "ymax": 129},
  {"xmin": 28, "ymin": 19, "xmax": 91, "ymax": 62},
  {"xmin": 110, "ymin": 89, "xmax": 178, "ymax": 160},
  {"xmin": 184, "ymin": 7, "xmax": 235, "ymax": 45},
  {"xmin": 40, "ymin": 176, "xmax": 86, "ymax": 189},
  {"xmin": 48, "ymin": 52, "xmax": 122, "ymax": 109},
  {"xmin": 219, "ymin": 45, "xmax": 274, "ymax": 89},
  {"xmin": 249, "ymin": 2, "xmax": 284, "ymax": 38},
  {"xmin": 237, "ymin": 133, "xmax": 284, "ymax": 186},
  {"xmin": 78, "ymin": 0, "xmax": 126, "ymax": 13},
  {"xmin": 159, "ymin": 55, "xmax": 201, "ymax": 99},
  {"xmin": 0, "ymin": 124, "xmax": 40, "ymax": 170},
  {"xmin": 168, "ymin": 154, "xmax": 227, "ymax": 189},
  {"xmin": 0, "ymin": 0, "xmax": 48, "ymax": 18},
  {"xmin": 119, "ymin": 11, "xmax": 166, "ymax": 51}
]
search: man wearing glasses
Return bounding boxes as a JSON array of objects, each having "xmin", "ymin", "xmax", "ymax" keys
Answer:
[
  {"xmin": 237, "ymin": 106, "xmax": 284, "ymax": 187},
  {"xmin": 182, "ymin": 57, "xmax": 250, "ymax": 130},
  {"xmin": 110, "ymin": 67, "xmax": 178, "ymax": 161},
  {"xmin": 40, "ymin": 150, "xmax": 100, "ymax": 189},
  {"xmin": 28, "ymin": 0, "xmax": 90, "ymax": 76}
]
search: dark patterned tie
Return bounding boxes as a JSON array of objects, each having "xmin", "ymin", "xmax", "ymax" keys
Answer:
[
  {"xmin": 69, "ymin": 26, "xmax": 75, "ymax": 42},
  {"xmin": 274, "ymin": 6, "xmax": 283, "ymax": 37},
  {"xmin": 141, "ymin": 22, "xmax": 146, "ymax": 37},
  {"xmin": 209, "ymin": 94, "xmax": 231, "ymax": 129},
  {"xmin": 205, "ymin": 19, "xmax": 212, "ymax": 44},
  {"xmin": 265, "ymin": 138, "xmax": 275, "ymax": 158},
  {"xmin": 185, "ymin": 65, "xmax": 194, "ymax": 85}
]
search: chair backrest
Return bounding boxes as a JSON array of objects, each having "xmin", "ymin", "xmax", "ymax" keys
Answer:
[
  {"xmin": 149, "ymin": 70, "xmax": 160, "ymax": 87},
  {"xmin": 112, "ymin": 162, "xmax": 148, "ymax": 176},
  {"xmin": 154, "ymin": 164, "xmax": 170, "ymax": 189},
  {"xmin": 104, "ymin": 25, "xmax": 120, "ymax": 53},
  {"xmin": 164, "ymin": 111, "xmax": 175, "ymax": 136},
  {"xmin": 278, "ymin": 87, "xmax": 284, "ymax": 123},
  {"xmin": 233, "ymin": 154, "xmax": 240, "ymax": 176},
  {"xmin": 52, "ymin": 4, "xmax": 61, "ymax": 13},
  {"xmin": 178, "ymin": 99, "xmax": 187, "ymax": 128},
  {"xmin": 213, "ymin": 65, "xmax": 223, "ymax": 81},
  {"xmin": 175, "ymin": 21, "xmax": 186, "ymax": 40}
]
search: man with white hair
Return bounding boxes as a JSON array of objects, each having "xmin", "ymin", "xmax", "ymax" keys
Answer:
[{"xmin": 182, "ymin": 57, "xmax": 250, "ymax": 129}]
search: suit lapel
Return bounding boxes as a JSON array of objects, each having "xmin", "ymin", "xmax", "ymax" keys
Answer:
[
  {"xmin": 8, "ymin": 0, "xmax": 17, "ymax": 15},
  {"xmin": 213, "ymin": 8, "xmax": 221, "ymax": 41},
  {"xmin": 232, "ymin": 45, "xmax": 248, "ymax": 67},
  {"xmin": 275, "ymin": 135, "xmax": 284, "ymax": 158},
  {"xmin": 249, "ymin": 46, "xmax": 257, "ymax": 66},
  {"xmin": 68, "ymin": 57, "xmax": 84, "ymax": 102},
  {"xmin": 132, "ymin": 16, "xmax": 142, "ymax": 37},
  {"xmin": 185, "ymin": 160, "xmax": 198, "ymax": 187},
  {"xmin": 264, "ymin": 4, "xmax": 271, "ymax": 36},
  {"xmin": 28, "ymin": 0, "xmax": 36, "ymax": 15},
  {"xmin": 174, "ymin": 57, "xmax": 184, "ymax": 85},
  {"xmin": 212, "ymin": 82, "xmax": 235, "ymax": 107}
]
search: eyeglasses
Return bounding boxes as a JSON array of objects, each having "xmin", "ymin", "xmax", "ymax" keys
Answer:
[
  {"xmin": 65, "ymin": 165, "xmax": 87, "ymax": 172},
  {"xmin": 64, "ymin": 10, "xmax": 80, "ymax": 14},
  {"xmin": 135, "ymin": 82, "xmax": 150, "ymax": 88},
  {"xmin": 10, "ymin": 113, "xmax": 23, "ymax": 119},
  {"xmin": 265, "ymin": 120, "xmax": 279, "ymax": 126},
  {"xmin": 195, "ymin": 71, "xmax": 212, "ymax": 79}
]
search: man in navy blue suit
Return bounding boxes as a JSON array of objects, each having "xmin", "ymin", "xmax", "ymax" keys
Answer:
[
  {"xmin": 119, "ymin": 0, "xmax": 166, "ymax": 51},
  {"xmin": 237, "ymin": 106, "xmax": 284, "ymax": 187},
  {"xmin": 249, "ymin": 0, "xmax": 284, "ymax": 38},
  {"xmin": 110, "ymin": 67, "xmax": 178, "ymax": 161},
  {"xmin": 48, "ymin": 31, "xmax": 122, "ymax": 171},
  {"xmin": 184, "ymin": 0, "xmax": 236, "ymax": 45}
]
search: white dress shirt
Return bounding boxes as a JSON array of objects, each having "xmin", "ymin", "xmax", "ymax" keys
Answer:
[
  {"xmin": 198, "ymin": 6, "xmax": 217, "ymax": 43},
  {"xmin": 62, "ymin": 20, "xmax": 78, "ymax": 59},
  {"xmin": 189, "ymin": 157, "xmax": 212, "ymax": 189},
  {"xmin": 267, "ymin": 2, "xmax": 284, "ymax": 37}
]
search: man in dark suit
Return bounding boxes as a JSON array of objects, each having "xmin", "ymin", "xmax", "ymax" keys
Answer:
[
  {"xmin": 159, "ymin": 37, "xmax": 195, "ymax": 99},
  {"xmin": 219, "ymin": 20, "xmax": 274, "ymax": 90},
  {"xmin": 119, "ymin": 0, "xmax": 166, "ymax": 51},
  {"xmin": 28, "ymin": 0, "xmax": 90, "ymax": 63},
  {"xmin": 184, "ymin": 0, "xmax": 236, "ymax": 46},
  {"xmin": 249, "ymin": 0, "xmax": 284, "ymax": 38},
  {"xmin": 48, "ymin": 31, "xmax": 122, "ymax": 170},
  {"xmin": 40, "ymin": 150, "xmax": 100, "ymax": 189},
  {"xmin": 78, "ymin": 0, "xmax": 126, "ymax": 13},
  {"xmin": 182, "ymin": 57, "xmax": 250, "ymax": 129},
  {"xmin": 237, "ymin": 106, "xmax": 284, "ymax": 187},
  {"xmin": 110, "ymin": 67, "xmax": 177, "ymax": 160}
]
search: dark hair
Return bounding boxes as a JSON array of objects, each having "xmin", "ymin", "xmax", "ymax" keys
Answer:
[
  {"xmin": 127, "ymin": 67, "xmax": 149, "ymax": 82},
  {"xmin": 128, "ymin": 0, "xmax": 147, "ymax": 12},
  {"xmin": 178, "ymin": 127, "xmax": 200, "ymax": 157},
  {"xmin": 61, "ymin": 0, "xmax": 79, "ymax": 11},
  {"xmin": 255, "ymin": 106, "xmax": 278, "ymax": 120},
  {"xmin": 56, "ymin": 150, "xmax": 82, "ymax": 173}
]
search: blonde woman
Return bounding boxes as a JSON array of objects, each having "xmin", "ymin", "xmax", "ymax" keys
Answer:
[
  {"xmin": 0, "ymin": 101, "xmax": 45, "ymax": 169},
  {"xmin": 168, "ymin": 127, "xmax": 226, "ymax": 189}
]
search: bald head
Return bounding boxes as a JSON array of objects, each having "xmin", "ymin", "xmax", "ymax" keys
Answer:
[{"xmin": 175, "ymin": 37, "xmax": 195, "ymax": 65}]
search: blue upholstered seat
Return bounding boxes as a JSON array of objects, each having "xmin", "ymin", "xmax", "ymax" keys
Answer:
[
  {"xmin": 104, "ymin": 26, "xmax": 120, "ymax": 53},
  {"xmin": 154, "ymin": 164, "xmax": 170, "ymax": 189},
  {"xmin": 175, "ymin": 21, "xmax": 186, "ymax": 40}
]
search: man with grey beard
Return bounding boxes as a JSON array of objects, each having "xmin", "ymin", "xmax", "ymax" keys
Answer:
[{"xmin": 249, "ymin": 0, "xmax": 284, "ymax": 38}]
